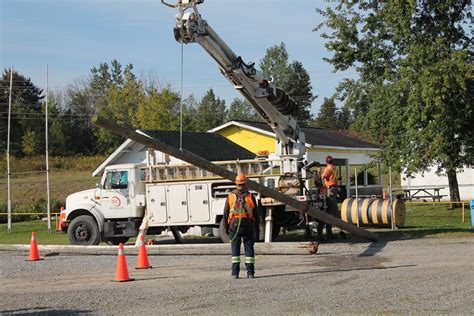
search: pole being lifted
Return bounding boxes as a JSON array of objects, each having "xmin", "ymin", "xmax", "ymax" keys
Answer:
[
  {"xmin": 6, "ymin": 67, "xmax": 13, "ymax": 233},
  {"xmin": 92, "ymin": 116, "xmax": 379, "ymax": 242}
]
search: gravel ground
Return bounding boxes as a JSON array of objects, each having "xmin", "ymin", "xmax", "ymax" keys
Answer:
[{"xmin": 0, "ymin": 236, "xmax": 473, "ymax": 315}]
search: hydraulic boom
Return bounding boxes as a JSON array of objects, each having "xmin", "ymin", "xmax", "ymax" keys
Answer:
[{"xmin": 162, "ymin": 0, "xmax": 306, "ymax": 174}]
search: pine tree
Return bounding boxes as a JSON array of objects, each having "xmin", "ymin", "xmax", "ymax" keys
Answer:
[
  {"xmin": 313, "ymin": 98, "xmax": 338, "ymax": 129},
  {"xmin": 193, "ymin": 89, "xmax": 227, "ymax": 131},
  {"xmin": 260, "ymin": 43, "xmax": 315, "ymax": 126}
]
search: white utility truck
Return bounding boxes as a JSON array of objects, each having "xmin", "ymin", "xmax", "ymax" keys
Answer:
[
  {"xmin": 61, "ymin": 0, "xmax": 325, "ymax": 245},
  {"xmin": 62, "ymin": 158, "xmax": 318, "ymax": 245}
]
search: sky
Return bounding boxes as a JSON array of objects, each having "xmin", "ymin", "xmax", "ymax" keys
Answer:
[{"xmin": 1, "ymin": 0, "xmax": 356, "ymax": 115}]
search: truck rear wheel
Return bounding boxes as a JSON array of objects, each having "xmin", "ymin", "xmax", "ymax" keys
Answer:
[
  {"xmin": 219, "ymin": 218, "xmax": 230, "ymax": 243},
  {"xmin": 68, "ymin": 215, "xmax": 101, "ymax": 245}
]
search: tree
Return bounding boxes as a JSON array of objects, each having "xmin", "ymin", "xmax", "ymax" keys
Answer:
[
  {"xmin": 89, "ymin": 60, "xmax": 140, "ymax": 153},
  {"xmin": 227, "ymin": 98, "xmax": 260, "ymax": 122},
  {"xmin": 63, "ymin": 79, "xmax": 98, "ymax": 154},
  {"xmin": 134, "ymin": 86, "xmax": 180, "ymax": 130},
  {"xmin": 260, "ymin": 43, "xmax": 315, "ymax": 126},
  {"xmin": 0, "ymin": 69, "xmax": 44, "ymax": 155},
  {"xmin": 336, "ymin": 105, "xmax": 353, "ymax": 130},
  {"xmin": 193, "ymin": 89, "xmax": 226, "ymax": 131},
  {"xmin": 178, "ymin": 94, "xmax": 199, "ymax": 131},
  {"xmin": 313, "ymin": 98, "xmax": 338, "ymax": 129},
  {"xmin": 285, "ymin": 61, "xmax": 315, "ymax": 126},
  {"xmin": 21, "ymin": 129, "xmax": 40, "ymax": 156},
  {"xmin": 260, "ymin": 43, "xmax": 290, "ymax": 85},
  {"xmin": 316, "ymin": 1, "xmax": 473, "ymax": 202}
]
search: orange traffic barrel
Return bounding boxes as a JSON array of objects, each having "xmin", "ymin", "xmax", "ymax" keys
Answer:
[{"xmin": 341, "ymin": 198, "xmax": 406, "ymax": 228}]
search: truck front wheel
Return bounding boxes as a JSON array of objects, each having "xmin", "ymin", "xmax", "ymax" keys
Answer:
[{"xmin": 68, "ymin": 215, "xmax": 101, "ymax": 245}]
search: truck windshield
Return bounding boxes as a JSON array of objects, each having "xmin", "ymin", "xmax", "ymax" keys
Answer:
[{"xmin": 104, "ymin": 170, "xmax": 128, "ymax": 190}]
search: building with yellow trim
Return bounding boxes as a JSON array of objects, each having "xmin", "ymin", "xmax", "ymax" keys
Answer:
[{"xmin": 210, "ymin": 121, "xmax": 382, "ymax": 198}]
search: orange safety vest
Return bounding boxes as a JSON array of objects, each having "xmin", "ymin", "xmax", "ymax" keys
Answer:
[
  {"xmin": 322, "ymin": 164, "xmax": 338, "ymax": 187},
  {"xmin": 227, "ymin": 191, "xmax": 255, "ymax": 224}
]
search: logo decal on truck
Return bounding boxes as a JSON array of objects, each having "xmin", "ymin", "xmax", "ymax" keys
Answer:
[{"xmin": 112, "ymin": 196, "xmax": 121, "ymax": 207}]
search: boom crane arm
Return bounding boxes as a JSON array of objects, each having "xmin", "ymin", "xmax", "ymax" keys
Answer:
[{"xmin": 162, "ymin": 0, "xmax": 306, "ymax": 174}]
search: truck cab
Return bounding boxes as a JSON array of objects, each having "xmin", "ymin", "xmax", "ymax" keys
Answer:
[{"xmin": 63, "ymin": 164, "xmax": 145, "ymax": 245}]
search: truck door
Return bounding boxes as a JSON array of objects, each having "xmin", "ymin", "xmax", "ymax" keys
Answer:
[
  {"xmin": 189, "ymin": 184, "xmax": 210, "ymax": 222},
  {"xmin": 100, "ymin": 169, "xmax": 132, "ymax": 219},
  {"xmin": 167, "ymin": 185, "xmax": 189, "ymax": 223}
]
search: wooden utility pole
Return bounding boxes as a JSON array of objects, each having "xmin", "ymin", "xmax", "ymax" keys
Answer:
[
  {"xmin": 45, "ymin": 64, "xmax": 51, "ymax": 234},
  {"xmin": 7, "ymin": 67, "xmax": 13, "ymax": 233},
  {"xmin": 92, "ymin": 116, "xmax": 379, "ymax": 241}
]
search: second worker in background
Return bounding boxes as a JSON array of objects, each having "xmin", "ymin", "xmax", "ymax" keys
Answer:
[
  {"xmin": 321, "ymin": 155, "xmax": 346, "ymax": 240},
  {"xmin": 223, "ymin": 172, "xmax": 260, "ymax": 279}
]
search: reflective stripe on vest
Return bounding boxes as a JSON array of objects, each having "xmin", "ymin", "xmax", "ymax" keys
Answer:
[
  {"xmin": 323, "ymin": 165, "xmax": 338, "ymax": 187},
  {"xmin": 228, "ymin": 192, "xmax": 255, "ymax": 224}
]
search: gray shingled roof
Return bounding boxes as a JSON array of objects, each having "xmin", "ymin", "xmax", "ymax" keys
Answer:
[
  {"xmin": 141, "ymin": 130, "xmax": 256, "ymax": 161},
  {"xmin": 233, "ymin": 121, "xmax": 379, "ymax": 149}
]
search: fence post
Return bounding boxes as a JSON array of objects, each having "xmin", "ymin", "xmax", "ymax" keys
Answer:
[
  {"xmin": 355, "ymin": 167, "xmax": 360, "ymax": 228},
  {"xmin": 470, "ymin": 200, "xmax": 474, "ymax": 227},
  {"xmin": 389, "ymin": 166, "xmax": 394, "ymax": 231}
]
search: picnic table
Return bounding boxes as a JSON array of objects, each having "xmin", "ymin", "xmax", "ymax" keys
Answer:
[{"xmin": 392, "ymin": 186, "xmax": 447, "ymax": 202}]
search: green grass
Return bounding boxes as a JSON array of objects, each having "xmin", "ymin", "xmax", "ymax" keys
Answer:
[
  {"xmin": 0, "ymin": 156, "xmax": 104, "ymax": 214},
  {"xmin": 404, "ymin": 203, "xmax": 472, "ymax": 228},
  {"xmin": 1, "ymin": 203, "xmax": 472, "ymax": 244},
  {"xmin": 374, "ymin": 202, "xmax": 473, "ymax": 240},
  {"xmin": 0, "ymin": 220, "xmax": 70, "ymax": 245}
]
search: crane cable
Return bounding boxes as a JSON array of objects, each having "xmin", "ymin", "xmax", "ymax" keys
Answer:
[
  {"xmin": 179, "ymin": 6, "xmax": 185, "ymax": 151},
  {"xmin": 180, "ymin": 40, "xmax": 184, "ymax": 151}
]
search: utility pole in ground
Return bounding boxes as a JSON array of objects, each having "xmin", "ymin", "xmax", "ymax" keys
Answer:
[
  {"xmin": 7, "ymin": 67, "xmax": 13, "ymax": 233},
  {"xmin": 45, "ymin": 64, "xmax": 52, "ymax": 234}
]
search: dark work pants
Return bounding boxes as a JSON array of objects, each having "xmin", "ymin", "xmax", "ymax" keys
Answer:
[
  {"xmin": 229, "ymin": 222, "xmax": 255, "ymax": 276},
  {"xmin": 325, "ymin": 186, "xmax": 340, "ymax": 235}
]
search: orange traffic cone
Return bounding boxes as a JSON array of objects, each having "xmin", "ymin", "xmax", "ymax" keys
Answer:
[
  {"xmin": 57, "ymin": 207, "xmax": 66, "ymax": 232},
  {"xmin": 27, "ymin": 232, "xmax": 42, "ymax": 261},
  {"xmin": 136, "ymin": 235, "xmax": 152, "ymax": 269},
  {"xmin": 113, "ymin": 243, "xmax": 134, "ymax": 282}
]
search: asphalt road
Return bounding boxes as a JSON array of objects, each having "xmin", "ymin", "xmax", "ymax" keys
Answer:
[{"xmin": 1, "ymin": 236, "xmax": 473, "ymax": 315}]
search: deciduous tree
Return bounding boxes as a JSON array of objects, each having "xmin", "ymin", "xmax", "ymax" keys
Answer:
[{"xmin": 316, "ymin": 1, "xmax": 473, "ymax": 202}]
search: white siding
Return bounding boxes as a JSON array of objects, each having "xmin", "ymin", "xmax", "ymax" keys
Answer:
[
  {"xmin": 401, "ymin": 166, "xmax": 474, "ymax": 200},
  {"xmin": 306, "ymin": 150, "xmax": 377, "ymax": 165}
]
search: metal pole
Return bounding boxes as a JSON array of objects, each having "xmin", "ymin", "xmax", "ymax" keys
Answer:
[
  {"xmin": 389, "ymin": 166, "xmax": 394, "ymax": 230},
  {"xmin": 45, "ymin": 64, "xmax": 51, "ymax": 234},
  {"xmin": 6, "ymin": 67, "xmax": 13, "ymax": 233},
  {"xmin": 92, "ymin": 116, "xmax": 379, "ymax": 241},
  {"xmin": 264, "ymin": 207, "xmax": 273, "ymax": 243},
  {"xmin": 355, "ymin": 167, "xmax": 359, "ymax": 227}
]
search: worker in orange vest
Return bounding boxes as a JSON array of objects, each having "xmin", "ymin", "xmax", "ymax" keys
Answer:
[
  {"xmin": 321, "ymin": 156, "xmax": 346, "ymax": 240},
  {"xmin": 223, "ymin": 172, "xmax": 260, "ymax": 279}
]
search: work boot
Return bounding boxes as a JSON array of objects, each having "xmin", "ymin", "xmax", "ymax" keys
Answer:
[
  {"xmin": 340, "ymin": 231, "xmax": 347, "ymax": 240},
  {"xmin": 247, "ymin": 273, "xmax": 255, "ymax": 279},
  {"xmin": 232, "ymin": 274, "xmax": 239, "ymax": 279}
]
